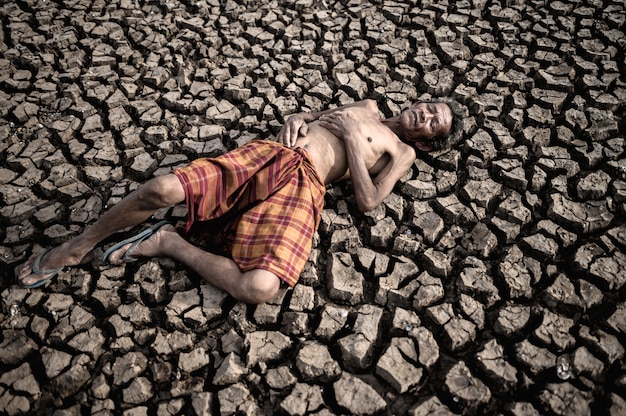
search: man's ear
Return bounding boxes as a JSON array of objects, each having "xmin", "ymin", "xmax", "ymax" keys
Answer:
[{"xmin": 414, "ymin": 141, "xmax": 433, "ymax": 152}]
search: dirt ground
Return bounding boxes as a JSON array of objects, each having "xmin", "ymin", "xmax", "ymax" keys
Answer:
[{"xmin": 1, "ymin": 0, "xmax": 625, "ymax": 415}]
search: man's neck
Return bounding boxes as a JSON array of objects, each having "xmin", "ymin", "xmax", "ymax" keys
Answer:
[{"xmin": 380, "ymin": 116, "xmax": 402, "ymax": 138}]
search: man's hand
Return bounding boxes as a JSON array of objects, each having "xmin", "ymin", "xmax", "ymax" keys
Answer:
[
  {"xmin": 277, "ymin": 113, "xmax": 309, "ymax": 147},
  {"xmin": 277, "ymin": 101, "xmax": 378, "ymax": 147},
  {"xmin": 318, "ymin": 110, "xmax": 359, "ymax": 142}
]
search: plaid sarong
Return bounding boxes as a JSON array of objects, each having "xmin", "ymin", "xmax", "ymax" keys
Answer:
[{"xmin": 173, "ymin": 140, "xmax": 325, "ymax": 287}]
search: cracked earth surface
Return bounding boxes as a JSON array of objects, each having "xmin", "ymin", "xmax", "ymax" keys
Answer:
[{"xmin": 0, "ymin": 0, "xmax": 625, "ymax": 415}]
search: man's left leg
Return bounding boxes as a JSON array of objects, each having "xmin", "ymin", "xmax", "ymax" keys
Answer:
[
  {"xmin": 16, "ymin": 174, "xmax": 185, "ymax": 287},
  {"xmin": 105, "ymin": 223, "xmax": 281, "ymax": 304}
]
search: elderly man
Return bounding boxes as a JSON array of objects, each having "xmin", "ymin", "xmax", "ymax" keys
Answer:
[{"xmin": 17, "ymin": 98, "xmax": 463, "ymax": 304}]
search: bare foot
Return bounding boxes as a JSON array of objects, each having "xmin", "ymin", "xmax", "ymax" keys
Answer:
[
  {"xmin": 106, "ymin": 224, "xmax": 178, "ymax": 264},
  {"xmin": 16, "ymin": 243, "xmax": 94, "ymax": 288}
]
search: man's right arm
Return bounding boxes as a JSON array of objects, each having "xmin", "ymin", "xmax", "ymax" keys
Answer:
[
  {"xmin": 318, "ymin": 110, "xmax": 416, "ymax": 212},
  {"xmin": 277, "ymin": 99, "xmax": 379, "ymax": 147}
]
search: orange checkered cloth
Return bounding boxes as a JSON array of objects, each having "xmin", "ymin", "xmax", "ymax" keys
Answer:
[{"xmin": 173, "ymin": 139, "xmax": 326, "ymax": 287}]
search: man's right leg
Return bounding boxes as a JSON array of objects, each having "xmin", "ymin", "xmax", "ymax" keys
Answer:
[
  {"xmin": 16, "ymin": 174, "xmax": 186, "ymax": 287},
  {"xmin": 105, "ymin": 223, "xmax": 281, "ymax": 304}
]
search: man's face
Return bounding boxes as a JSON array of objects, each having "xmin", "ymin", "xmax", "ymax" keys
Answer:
[{"xmin": 400, "ymin": 102, "xmax": 453, "ymax": 151}]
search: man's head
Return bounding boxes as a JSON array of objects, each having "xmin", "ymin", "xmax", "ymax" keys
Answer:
[{"xmin": 399, "ymin": 99, "xmax": 465, "ymax": 152}]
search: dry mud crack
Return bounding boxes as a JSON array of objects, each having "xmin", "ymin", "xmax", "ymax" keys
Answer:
[{"xmin": 0, "ymin": 0, "xmax": 625, "ymax": 415}]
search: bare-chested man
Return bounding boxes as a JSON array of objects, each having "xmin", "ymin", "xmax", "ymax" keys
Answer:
[{"xmin": 16, "ymin": 99, "xmax": 462, "ymax": 304}]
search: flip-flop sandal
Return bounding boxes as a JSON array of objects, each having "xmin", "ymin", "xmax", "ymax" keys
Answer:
[
  {"xmin": 102, "ymin": 220, "xmax": 170, "ymax": 264},
  {"xmin": 19, "ymin": 248, "xmax": 65, "ymax": 289}
]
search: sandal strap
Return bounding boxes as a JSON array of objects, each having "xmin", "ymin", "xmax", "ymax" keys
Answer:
[{"xmin": 31, "ymin": 248, "xmax": 65, "ymax": 275}]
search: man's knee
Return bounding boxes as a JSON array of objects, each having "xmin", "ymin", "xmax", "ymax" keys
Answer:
[
  {"xmin": 138, "ymin": 174, "xmax": 185, "ymax": 208},
  {"xmin": 243, "ymin": 270, "xmax": 281, "ymax": 304}
]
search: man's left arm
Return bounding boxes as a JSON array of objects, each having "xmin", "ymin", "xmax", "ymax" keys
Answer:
[{"xmin": 345, "ymin": 140, "xmax": 415, "ymax": 212}]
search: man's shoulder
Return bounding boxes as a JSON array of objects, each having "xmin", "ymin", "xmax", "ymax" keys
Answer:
[
  {"xmin": 350, "ymin": 99, "xmax": 380, "ymax": 116},
  {"xmin": 362, "ymin": 99, "xmax": 379, "ymax": 111}
]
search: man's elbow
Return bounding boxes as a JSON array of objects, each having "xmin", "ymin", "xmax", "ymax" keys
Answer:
[{"xmin": 356, "ymin": 198, "xmax": 378, "ymax": 213}]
